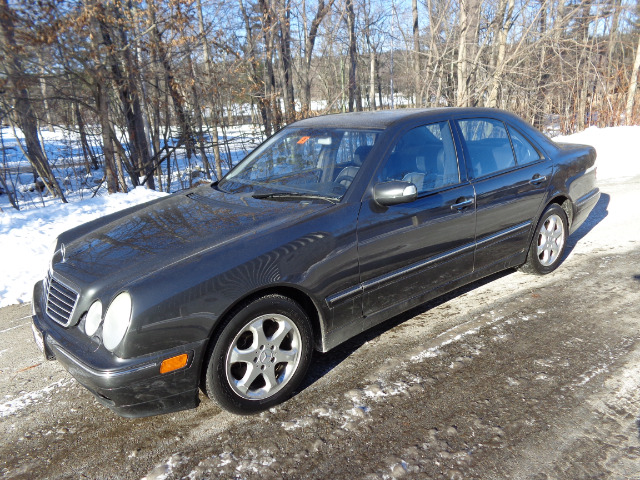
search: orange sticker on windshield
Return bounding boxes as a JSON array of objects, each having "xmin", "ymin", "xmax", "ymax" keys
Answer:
[{"xmin": 297, "ymin": 136, "xmax": 311, "ymax": 145}]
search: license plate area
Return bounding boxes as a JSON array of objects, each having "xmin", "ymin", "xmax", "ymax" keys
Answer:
[{"xmin": 32, "ymin": 322, "xmax": 46, "ymax": 356}]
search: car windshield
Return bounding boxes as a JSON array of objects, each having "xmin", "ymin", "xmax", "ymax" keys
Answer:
[{"xmin": 218, "ymin": 127, "xmax": 380, "ymax": 202}]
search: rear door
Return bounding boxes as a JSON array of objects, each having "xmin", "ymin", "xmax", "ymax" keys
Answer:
[
  {"xmin": 356, "ymin": 120, "xmax": 476, "ymax": 317},
  {"xmin": 454, "ymin": 117, "xmax": 552, "ymax": 273}
]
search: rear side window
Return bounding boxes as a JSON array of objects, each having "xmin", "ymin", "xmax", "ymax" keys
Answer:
[
  {"xmin": 507, "ymin": 127, "xmax": 542, "ymax": 165},
  {"xmin": 457, "ymin": 119, "xmax": 516, "ymax": 178},
  {"xmin": 378, "ymin": 121, "xmax": 460, "ymax": 193}
]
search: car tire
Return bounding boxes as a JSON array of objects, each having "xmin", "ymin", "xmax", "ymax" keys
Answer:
[
  {"xmin": 522, "ymin": 203, "xmax": 568, "ymax": 275},
  {"xmin": 203, "ymin": 294, "xmax": 313, "ymax": 414}
]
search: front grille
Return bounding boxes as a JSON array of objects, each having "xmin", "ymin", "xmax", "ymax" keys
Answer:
[{"xmin": 45, "ymin": 273, "xmax": 79, "ymax": 327}]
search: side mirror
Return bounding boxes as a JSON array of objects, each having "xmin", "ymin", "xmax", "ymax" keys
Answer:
[{"xmin": 373, "ymin": 181, "xmax": 418, "ymax": 206}]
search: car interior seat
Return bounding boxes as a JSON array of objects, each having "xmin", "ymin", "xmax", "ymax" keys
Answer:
[
  {"xmin": 334, "ymin": 145, "xmax": 374, "ymax": 187},
  {"xmin": 492, "ymin": 144, "xmax": 516, "ymax": 171}
]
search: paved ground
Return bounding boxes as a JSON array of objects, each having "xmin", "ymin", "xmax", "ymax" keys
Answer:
[{"xmin": 1, "ymin": 177, "xmax": 639, "ymax": 480}]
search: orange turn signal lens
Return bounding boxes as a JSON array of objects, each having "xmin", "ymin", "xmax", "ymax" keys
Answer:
[{"xmin": 160, "ymin": 354, "xmax": 188, "ymax": 374}]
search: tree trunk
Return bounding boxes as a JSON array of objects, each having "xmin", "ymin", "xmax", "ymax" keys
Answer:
[
  {"xmin": 95, "ymin": 83, "xmax": 119, "ymax": 194},
  {"xmin": 277, "ymin": 0, "xmax": 296, "ymax": 123},
  {"xmin": 412, "ymin": 0, "xmax": 421, "ymax": 106},
  {"xmin": 148, "ymin": 28, "xmax": 163, "ymax": 188},
  {"xmin": 188, "ymin": 54, "xmax": 212, "ymax": 178},
  {"xmin": 239, "ymin": 0, "xmax": 272, "ymax": 136},
  {"xmin": 456, "ymin": 0, "xmax": 480, "ymax": 107},
  {"xmin": 300, "ymin": 0, "xmax": 333, "ymax": 115},
  {"xmin": 626, "ymin": 33, "xmax": 640, "ymax": 125},
  {"xmin": 75, "ymin": 101, "xmax": 99, "ymax": 173},
  {"xmin": 197, "ymin": 0, "xmax": 222, "ymax": 179},
  {"xmin": 37, "ymin": 53, "xmax": 54, "ymax": 132},
  {"xmin": 258, "ymin": 0, "xmax": 283, "ymax": 129},
  {"xmin": 576, "ymin": 2, "xmax": 592, "ymax": 131},
  {"xmin": 346, "ymin": 0, "xmax": 359, "ymax": 112},
  {"xmin": 486, "ymin": 0, "xmax": 515, "ymax": 108},
  {"xmin": 370, "ymin": 48, "xmax": 376, "ymax": 110},
  {"xmin": 377, "ymin": 56, "xmax": 383, "ymax": 108},
  {"xmin": 605, "ymin": 0, "xmax": 622, "ymax": 123}
]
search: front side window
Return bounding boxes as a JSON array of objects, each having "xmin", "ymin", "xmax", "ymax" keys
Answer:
[
  {"xmin": 378, "ymin": 121, "xmax": 460, "ymax": 193},
  {"xmin": 457, "ymin": 118, "xmax": 516, "ymax": 178},
  {"xmin": 219, "ymin": 128, "xmax": 380, "ymax": 201}
]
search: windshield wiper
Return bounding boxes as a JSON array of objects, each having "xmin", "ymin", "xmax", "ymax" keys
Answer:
[{"xmin": 252, "ymin": 192, "xmax": 339, "ymax": 204}]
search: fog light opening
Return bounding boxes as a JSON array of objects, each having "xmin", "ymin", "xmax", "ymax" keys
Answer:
[{"xmin": 160, "ymin": 354, "xmax": 189, "ymax": 374}]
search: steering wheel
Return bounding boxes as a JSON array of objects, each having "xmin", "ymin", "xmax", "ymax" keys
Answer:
[{"xmin": 331, "ymin": 176, "xmax": 354, "ymax": 195}]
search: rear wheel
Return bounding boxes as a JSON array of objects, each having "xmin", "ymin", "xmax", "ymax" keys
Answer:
[
  {"xmin": 522, "ymin": 203, "xmax": 568, "ymax": 275},
  {"xmin": 203, "ymin": 295, "xmax": 313, "ymax": 414}
]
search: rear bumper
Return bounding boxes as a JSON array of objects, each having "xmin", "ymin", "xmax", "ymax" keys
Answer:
[
  {"xmin": 32, "ymin": 280, "xmax": 207, "ymax": 418},
  {"xmin": 571, "ymin": 188, "xmax": 600, "ymax": 234}
]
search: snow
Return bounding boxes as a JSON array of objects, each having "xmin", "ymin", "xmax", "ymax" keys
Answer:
[
  {"xmin": 553, "ymin": 125, "xmax": 640, "ymax": 181},
  {"xmin": 0, "ymin": 125, "xmax": 639, "ymax": 308},
  {"xmin": 0, "ymin": 378, "xmax": 72, "ymax": 417}
]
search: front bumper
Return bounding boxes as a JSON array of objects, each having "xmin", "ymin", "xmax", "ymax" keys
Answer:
[{"xmin": 32, "ymin": 280, "xmax": 208, "ymax": 418}]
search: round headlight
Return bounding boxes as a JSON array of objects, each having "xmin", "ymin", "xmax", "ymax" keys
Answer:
[
  {"xmin": 84, "ymin": 300, "xmax": 103, "ymax": 336},
  {"xmin": 103, "ymin": 292, "xmax": 132, "ymax": 351}
]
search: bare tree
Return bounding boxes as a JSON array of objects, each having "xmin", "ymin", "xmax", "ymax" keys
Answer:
[
  {"xmin": 298, "ymin": 0, "xmax": 335, "ymax": 114},
  {"xmin": 0, "ymin": 0, "xmax": 67, "ymax": 202}
]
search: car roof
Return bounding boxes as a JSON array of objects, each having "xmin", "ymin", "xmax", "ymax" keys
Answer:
[
  {"xmin": 291, "ymin": 108, "xmax": 440, "ymax": 129},
  {"xmin": 290, "ymin": 107, "xmax": 517, "ymax": 130}
]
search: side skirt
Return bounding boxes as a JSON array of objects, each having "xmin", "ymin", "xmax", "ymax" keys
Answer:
[{"xmin": 320, "ymin": 252, "xmax": 525, "ymax": 352}]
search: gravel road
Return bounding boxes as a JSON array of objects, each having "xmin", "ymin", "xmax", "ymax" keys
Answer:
[{"xmin": 1, "ymin": 177, "xmax": 639, "ymax": 480}]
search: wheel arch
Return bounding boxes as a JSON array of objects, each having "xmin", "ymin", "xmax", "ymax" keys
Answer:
[
  {"xmin": 545, "ymin": 195, "xmax": 573, "ymax": 230},
  {"xmin": 201, "ymin": 284, "xmax": 326, "ymax": 378}
]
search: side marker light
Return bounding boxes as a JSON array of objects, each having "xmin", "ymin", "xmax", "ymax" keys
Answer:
[{"xmin": 160, "ymin": 354, "xmax": 189, "ymax": 374}]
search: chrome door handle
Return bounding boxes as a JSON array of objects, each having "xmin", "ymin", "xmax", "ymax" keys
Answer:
[
  {"xmin": 529, "ymin": 175, "xmax": 547, "ymax": 185},
  {"xmin": 451, "ymin": 198, "xmax": 474, "ymax": 210}
]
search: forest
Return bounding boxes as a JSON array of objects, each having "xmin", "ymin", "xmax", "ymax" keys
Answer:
[{"xmin": 0, "ymin": 0, "xmax": 639, "ymax": 205}]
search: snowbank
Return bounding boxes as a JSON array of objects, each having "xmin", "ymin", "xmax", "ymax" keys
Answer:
[
  {"xmin": 0, "ymin": 187, "xmax": 166, "ymax": 307},
  {"xmin": 553, "ymin": 126, "xmax": 640, "ymax": 181},
  {"xmin": 0, "ymin": 125, "xmax": 638, "ymax": 308}
]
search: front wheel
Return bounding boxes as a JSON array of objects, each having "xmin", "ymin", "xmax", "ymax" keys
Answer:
[
  {"xmin": 203, "ymin": 295, "xmax": 313, "ymax": 414},
  {"xmin": 522, "ymin": 203, "xmax": 569, "ymax": 275}
]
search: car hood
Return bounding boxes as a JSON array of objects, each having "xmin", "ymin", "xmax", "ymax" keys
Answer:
[{"xmin": 53, "ymin": 186, "xmax": 330, "ymax": 287}]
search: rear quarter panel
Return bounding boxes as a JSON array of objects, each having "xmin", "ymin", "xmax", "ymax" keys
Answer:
[{"xmin": 547, "ymin": 143, "xmax": 598, "ymax": 228}]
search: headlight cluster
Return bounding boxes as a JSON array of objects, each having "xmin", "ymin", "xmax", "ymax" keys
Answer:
[
  {"xmin": 84, "ymin": 301, "xmax": 103, "ymax": 336},
  {"xmin": 84, "ymin": 292, "xmax": 132, "ymax": 352}
]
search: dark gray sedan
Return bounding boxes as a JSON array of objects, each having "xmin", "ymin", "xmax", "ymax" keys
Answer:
[{"xmin": 31, "ymin": 108, "xmax": 600, "ymax": 417}]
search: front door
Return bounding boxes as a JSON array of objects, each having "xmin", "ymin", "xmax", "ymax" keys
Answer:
[{"xmin": 357, "ymin": 121, "xmax": 477, "ymax": 317}]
